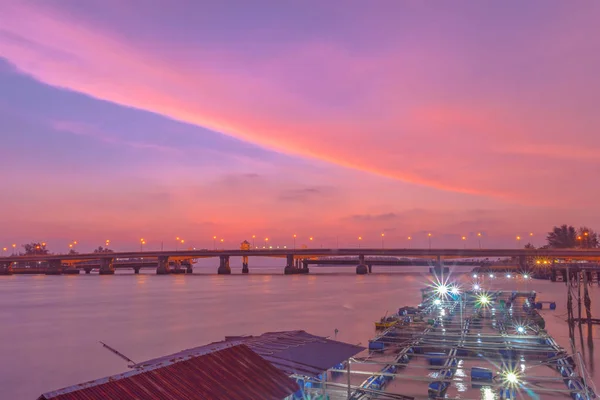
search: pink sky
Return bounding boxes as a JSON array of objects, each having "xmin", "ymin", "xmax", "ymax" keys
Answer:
[{"xmin": 1, "ymin": 1, "xmax": 599, "ymax": 252}]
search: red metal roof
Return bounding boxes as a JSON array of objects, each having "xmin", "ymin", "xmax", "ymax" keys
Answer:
[
  {"xmin": 138, "ymin": 330, "xmax": 365, "ymax": 378},
  {"xmin": 38, "ymin": 344, "xmax": 299, "ymax": 400}
]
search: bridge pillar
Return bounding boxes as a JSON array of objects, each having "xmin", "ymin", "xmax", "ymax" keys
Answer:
[
  {"xmin": 218, "ymin": 255, "xmax": 231, "ymax": 274},
  {"xmin": 242, "ymin": 255, "xmax": 249, "ymax": 274},
  {"xmin": 84, "ymin": 268, "xmax": 92, "ymax": 274},
  {"xmin": 99, "ymin": 258, "xmax": 115, "ymax": 275},
  {"xmin": 356, "ymin": 254, "xmax": 368, "ymax": 275},
  {"xmin": 0, "ymin": 261, "xmax": 13, "ymax": 275},
  {"xmin": 518, "ymin": 255, "xmax": 527, "ymax": 272},
  {"xmin": 45, "ymin": 259, "xmax": 63, "ymax": 275},
  {"xmin": 284, "ymin": 254, "xmax": 295, "ymax": 275},
  {"xmin": 182, "ymin": 261, "xmax": 193, "ymax": 274},
  {"xmin": 302, "ymin": 260, "xmax": 310, "ymax": 273},
  {"xmin": 156, "ymin": 256, "xmax": 170, "ymax": 275},
  {"xmin": 133, "ymin": 267, "xmax": 141, "ymax": 274}
]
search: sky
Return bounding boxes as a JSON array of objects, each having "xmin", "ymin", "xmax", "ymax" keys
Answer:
[{"xmin": 1, "ymin": 0, "xmax": 599, "ymax": 252}]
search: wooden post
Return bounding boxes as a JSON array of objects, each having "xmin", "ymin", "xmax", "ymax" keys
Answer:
[{"xmin": 583, "ymin": 268, "xmax": 592, "ymax": 324}]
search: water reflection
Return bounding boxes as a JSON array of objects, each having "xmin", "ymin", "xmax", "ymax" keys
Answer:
[{"xmin": 0, "ymin": 267, "xmax": 598, "ymax": 400}]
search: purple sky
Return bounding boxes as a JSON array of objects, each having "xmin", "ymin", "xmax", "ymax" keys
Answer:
[{"xmin": 1, "ymin": 1, "xmax": 599, "ymax": 252}]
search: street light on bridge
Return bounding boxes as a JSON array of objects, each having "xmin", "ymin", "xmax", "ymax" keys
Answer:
[
  {"xmin": 477, "ymin": 232, "xmax": 482, "ymax": 249},
  {"xmin": 293, "ymin": 234, "xmax": 297, "ymax": 249},
  {"xmin": 12, "ymin": 244, "xmax": 16, "ymax": 255},
  {"xmin": 516, "ymin": 235, "xmax": 521, "ymax": 248},
  {"xmin": 428, "ymin": 233, "xmax": 432, "ymax": 250},
  {"xmin": 381, "ymin": 233, "xmax": 385, "ymax": 249},
  {"xmin": 407, "ymin": 236, "xmax": 412, "ymax": 249},
  {"xmin": 213, "ymin": 236, "xmax": 217, "ymax": 250},
  {"xmin": 358, "ymin": 236, "xmax": 362, "ymax": 248},
  {"xmin": 252, "ymin": 235, "xmax": 256, "ymax": 249},
  {"xmin": 462, "ymin": 236, "xmax": 467, "ymax": 249},
  {"xmin": 220, "ymin": 238, "xmax": 224, "ymax": 249},
  {"xmin": 140, "ymin": 238, "xmax": 146, "ymax": 252}
]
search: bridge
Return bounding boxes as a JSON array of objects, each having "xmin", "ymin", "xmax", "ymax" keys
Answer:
[{"xmin": 2, "ymin": 248, "xmax": 600, "ymax": 275}]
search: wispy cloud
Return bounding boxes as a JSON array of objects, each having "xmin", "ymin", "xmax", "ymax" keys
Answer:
[
  {"xmin": 278, "ymin": 186, "xmax": 334, "ymax": 202},
  {"xmin": 51, "ymin": 120, "xmax": 179, "ymax": 153}
]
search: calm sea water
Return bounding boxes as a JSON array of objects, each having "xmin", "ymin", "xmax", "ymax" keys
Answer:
[{"xmin": 0, "ymin": 266, "xmax": 598, "ymax": 399}]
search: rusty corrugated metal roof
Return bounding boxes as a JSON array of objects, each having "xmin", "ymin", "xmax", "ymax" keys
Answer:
[
  {"xmin": 38, "ymin": 344, "xmax": 298, "ymax": 400},
  {"xmin": 137, "ymin": 330, "xmax": 365, "ymax": 378}
]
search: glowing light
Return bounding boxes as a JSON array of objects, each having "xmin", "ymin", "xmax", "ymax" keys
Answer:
[
  {"xmin": 473, "ymin": 284, "xmax": 481, "ymax": 291},
  {"xmin": 472, "ymin": 273, "xmax": 478, "ymax": 278},
  {"xmin": 489, "ymin": 273, "xmax": 495, "ymax": 278},
  {"xmin": 436, "ymin": 284, "xmax": 449, "ymax": 296},
  {"xmin": 523, "ymin": 274, "xmax": 529, "ymax": 279},
  {"xmin": 506, "ymin": 273, "xmax": 511, "ymax": 278},
  {"xmin": 516, "ymin": 326, "xmax": 525, "ymax": 334},
  {"xmin": 504, "ymin": 371, "xmax": 519, "ymax": 385},
  {"xmin": 478, "ymin": 294, "xmax": 490, "ymax": 305},
  {"xmin": 451, "ymin": 286, "xmax": 460, "ymax": 295},
  {"xmin": 434, "ymin": 299, "xmax": 442, "ymax": 306},
  {"xmin": 440, "ymin": 309, "xmax": 446, "ymax": 316}
]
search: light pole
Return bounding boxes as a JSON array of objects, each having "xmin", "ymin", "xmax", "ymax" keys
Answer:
[
  {"xmin": 180, "ymin": 239, "xmax": 185, "ymax": 250},
  {"xmin": 529, "ymin": 232, "xmax": 534, "ymax": 247},
  {"xmin": 140, "ymin": 238, "xmax": 145, "ymax": 251},
  {"xmin": 265, "ymin": 237, "xmax": 269, "ymax": 248},
  {"xmin": 213, "ymin": 236, "xmax": 217, "ymax": 250},
  {"xmin": 105, "ymin": 240, "xmax": 110, "ymax": 250},
  {"xmin": 381, "ymin": 233, "xmax": 385, "ymax": 249},
  {"xmin": 477, "ymin": 232, "xmax": 482, "ymax": 249},
  {"xmin": 2, "ymin": 247, "xmax": 6, "ymax": 256},
  {"xmin": 428, "ymin": 233, "xmax": 432, "ymax": 250},
  {"xmin": 252, "ymin": 235, "xmax": 256, "ymax": 249},
  {"xmin": 309, "ymin": 237, "xmax": 314, "ymax": 247},
  {"xmin": 516, "ymin": 235, "xmax": 521, "ymax": 248},
  {"xmin": 293, "ymin": 234, "xmax": 296, "ymax": 250},
  {"xmin": 407, "ymin": 236, "xmax": 412, "ymax": 249},
  {"xmin": 358, "ymin": 236, "xmax": 362, "ymax": 248},
  {"xmin": 220, "ymin": 238, "xmax": 224, "ymax": 250},
  {"xmin": 462, "ymin": 236, "xmax": 466, "ymax": 249},
  {"xmin": 176, "ymin": 237, "xmax": 180, "ymax": 251},
  {"xmin": 12, "ymin": 244, "xmax": 16, "ymax": 255}
]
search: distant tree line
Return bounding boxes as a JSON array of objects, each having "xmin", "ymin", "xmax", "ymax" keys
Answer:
[
  {"xmin": 544, "ymin": 225, "xmax": 599, "ymax": 249},
  {"xmin": 19, "ymin": 243, "xmax": 114, "ymax": 255}
]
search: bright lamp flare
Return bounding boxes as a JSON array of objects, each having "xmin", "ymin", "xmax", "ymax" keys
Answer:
[
  {"xmin": 478, "ymin": 294, "xmax": 490, "ymax": 305},
  {"xmin": 436, "ymin": 284, "xmax": 449, "ymax": 295},
  {"xmin": 473, "ymin": 284, "xmax": 481, "ymax": 291},
  {"xmin": 517, "ymin": 326, "xmax": 525, "ymax": 334},
  {"xmin": 434, "ymin": 299, "xmax": 442, "ymax": 306},
  {"xmin": 503, "ymin": 370, "xmax": 520, "ymax": 386},
  {"xmin": 451, "ymin": 286, "xmax": 460, "ymax": 295}
]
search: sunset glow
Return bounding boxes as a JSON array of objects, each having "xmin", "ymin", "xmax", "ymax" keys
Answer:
[{"xmin": 1, "ymin": 1, "xmax": 599, "ymax": 251}]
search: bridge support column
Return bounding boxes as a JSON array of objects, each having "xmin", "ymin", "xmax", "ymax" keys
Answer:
[
  {"xmin": 302, "ymin": 260, "xmax": 310, "ymax": 273},
  {"xmin": 84, "ymin": 268, "xmax": 92, "ymax": 274},
  {"xmin": 368, "ymin": 264, "xmax": 372, "ymax": 273},
  {"xmin": 242, "ymin": 255, "xmax": 249, "ymax": 274},
  {"xmin": 218, "ymin": 255, "xmax": 231, "ymax": 274},
  {"xmin": 156, "ymin": 256, "xmax": 170, "ymax": 275},
  {"xmin": 182, "ymin": 261, "xmax": 193, "ymax": 274},
  {"xmin": 133, "ymin": 267, "xmax": 141, "ymax": 274},
  {"xmin": 0, "ymin": 261, "xmax": 13, "ymax": 275},
  {"xmin": 356, "ymin": 254, "xmax": 367, "ymax": 275},
  {"xmin": 284, "ymin": 254, "xmax": 295, "ymax": 275},
  {"xmin": 99, "ymin": 258, "xmax": 115, "ymax": 275},
  {"xmin": 519, "ymin": 255, "xmax": 527, "ymax": 272},
  {"xmin": 45, "ymin": 259, "xmax": 63, "ymax": 275}
]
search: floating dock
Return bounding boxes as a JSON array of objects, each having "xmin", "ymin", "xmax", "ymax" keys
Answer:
[{"xmin": 311, "ymin": 284, "xmax": 597, "ymax": 400}]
